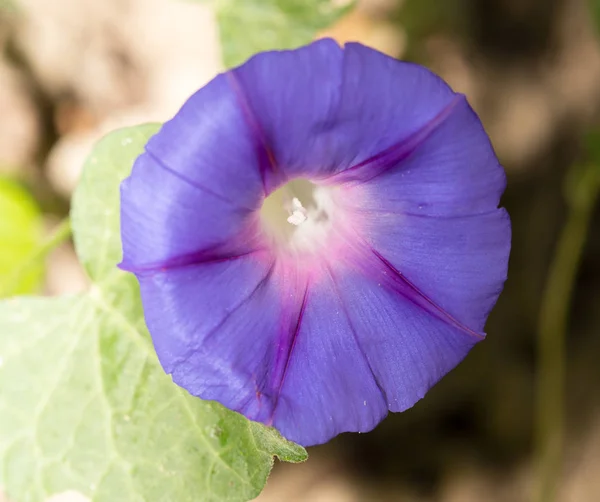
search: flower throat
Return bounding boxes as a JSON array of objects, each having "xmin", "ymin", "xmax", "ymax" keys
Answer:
[{"xmin": 260, "ymin": 179, "xmax": 334, "ymax": 253}]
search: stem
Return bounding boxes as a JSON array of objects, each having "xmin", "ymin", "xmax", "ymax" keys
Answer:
[
  {"xmin": 534, "ymin": 164, "xmax": 599, "ymax": 502},
  {"xmin": 1, "ymin": 217, "xmax": 72, "ymax": 297}
]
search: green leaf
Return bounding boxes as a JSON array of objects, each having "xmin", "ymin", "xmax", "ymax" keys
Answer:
[
  {"xmin": 217, "ymin": 0, "xmax": 353, "ymax": 68},
  {"xmin": 0, "ymin": 0, "xmax": 17, "ymax": 12},
  {"xmin": 0, "ymin": 125, "xmax": 306, "ymax": 502},
  {"xmin": 0, "ymin": 177, "xmax": 44, "ymax": 297}
]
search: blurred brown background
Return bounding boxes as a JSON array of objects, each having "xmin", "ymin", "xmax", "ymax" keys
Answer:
[{"xmin": 2, "ymin": 0, "xmax": 600, "ymax": 501}]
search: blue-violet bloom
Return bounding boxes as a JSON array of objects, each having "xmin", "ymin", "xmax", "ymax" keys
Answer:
[{"xmin": 120, "ymin": 39, "xmax": 511, "ymax": 447}]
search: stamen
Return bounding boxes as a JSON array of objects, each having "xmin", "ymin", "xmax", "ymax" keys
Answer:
[
  {"xmin": 260, "ymin": 179, "xmax": 335, "ymax": 253},
  {"xmin": 286, "ymin": 198, "xmax": 308, "ymax": 226}
]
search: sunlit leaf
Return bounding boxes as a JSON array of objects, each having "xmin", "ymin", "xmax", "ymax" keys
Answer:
[
  {"xmin": 217, "ymin": 0, "xmax": 353, "ymax": 67},
  {"xmin": 0, "ymin": 177, "xmax": 44, "ymax": 296}
]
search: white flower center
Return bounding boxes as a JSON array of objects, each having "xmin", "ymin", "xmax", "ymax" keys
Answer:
[{"xmin": 260, "ymin": 179, "xmax": 335, "ymax": 253}]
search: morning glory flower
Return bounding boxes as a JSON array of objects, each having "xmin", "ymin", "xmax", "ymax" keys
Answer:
[{"xmin": 119, "ymin": 39, "xmax": 511, "ymax": 447}]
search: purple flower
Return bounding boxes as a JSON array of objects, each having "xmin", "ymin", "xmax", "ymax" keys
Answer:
[{"xmin": 119, "ymin": 39, "xmax": 511, "ymax": 447}]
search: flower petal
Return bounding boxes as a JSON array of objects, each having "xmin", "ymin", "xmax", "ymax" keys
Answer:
[
  {"xmin": 138, "ymin": 40, "xmax": 468, "ymax": 201},
  {"xmin": 330, "ymin": 42, "xmax": 457, "ymax": 170},
  {"xmin": 269, "ymin": 270, "xmax": 388, "ymax": 446},
  {"xmin": 136, "ymin": 252, "xmax": 283, "ymax": 422},
  {"xmin": 330, "ymin": 264, "xmax": 480, "ymax": 413},
  {"xmin": 355, "ymin": 209, "xmax": 511, "ymax": 333},
  {"xmin": 230, "ymin": 38, "xmax": 343, "ymax": 185},
  {"xmin": 120, "ymin": 154, "xmax": 260, "ymax": 272},
  {"xmin": 229, "ymin": 40, "xmax": 460, "ymax": 184},
  {"xmin": 136, "ymin": 252, "xmax": 390, "ymax": 446},
  {"xmin": 334, "ymin": 96, "xmax": 506, "ymax": 216},
  {"xmin": 145, "ymin": 74, "xmax": 265, "ymax": 207}
]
